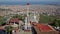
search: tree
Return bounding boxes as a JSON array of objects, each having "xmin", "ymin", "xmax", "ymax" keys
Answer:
[
  {"xmin": 12, "ymin": 14, "xmax": 25, "ymax": 22},
  {"xmin": 0, "ymin": 16, "xmax": 5, "ymax": 25},
  {"xmin": 18, "ymin": 15, "xmax": 25, "ymax": 22},
  {"xmin": 50, "ymin": 19, "xmax": 60, "ymax": 27}
]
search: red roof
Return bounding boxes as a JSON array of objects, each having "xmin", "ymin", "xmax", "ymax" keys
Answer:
[
  {"xmin": 9, "ymin": 18, "xmax": 19, "ymax": 23},
  {"xmin": 36, "ymin": 23, "xmax": 52, "ymax": 31}
]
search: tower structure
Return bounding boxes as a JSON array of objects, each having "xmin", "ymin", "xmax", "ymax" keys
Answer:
[{"xmin": 24, "ymin": 3, "xmax": 31, "ymax": 31}]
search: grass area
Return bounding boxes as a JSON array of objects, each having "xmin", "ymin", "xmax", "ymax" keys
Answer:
[{"xmin": 39, "ymin": 14, "xmax": 56, "ymax": 24}]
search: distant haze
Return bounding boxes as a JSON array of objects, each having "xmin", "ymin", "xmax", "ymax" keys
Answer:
[{"xmin": 0, "ymin": 0, "xmax": 60, "ymax": 5}]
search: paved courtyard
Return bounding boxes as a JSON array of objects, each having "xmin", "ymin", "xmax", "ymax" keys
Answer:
[{"xmin": 12, "ymin": 29, "xmax": 32, "ymax": 34}]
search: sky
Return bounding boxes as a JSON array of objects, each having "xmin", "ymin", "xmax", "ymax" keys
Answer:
[
  {"xmin": 0, "ymin": 0, "xmax": 60, "ymax": 5},
  {"xmin": 0, "ymin": 0, "xmax": 59, "ymax": 2}
]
